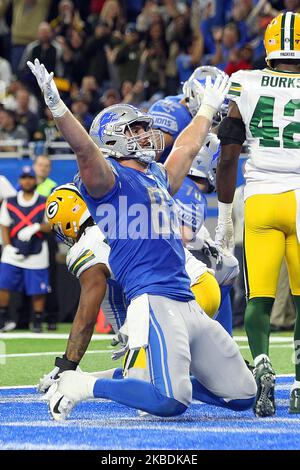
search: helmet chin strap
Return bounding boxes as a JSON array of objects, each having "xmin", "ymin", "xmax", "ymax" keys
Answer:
[
  {"xmin": 118, "ymin": 151, "xmax": 156, "ymax": 164},
  {"xmin": 135, "ymin": 150, "xmax": 156, "ymax": 163}
]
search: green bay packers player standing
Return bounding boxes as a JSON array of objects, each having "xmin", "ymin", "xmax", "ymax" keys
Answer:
[{"xmin": 215, "ymin": 12, "xmax": 300, "ymax": 417}]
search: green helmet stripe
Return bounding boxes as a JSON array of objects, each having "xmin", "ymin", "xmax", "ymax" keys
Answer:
[
  {"xmin": 291, "ymin": 13, "xmax": 295, "ymax": 51},
  {"xmin": 281, "ymin": 13, "xmax": 286, "ymax": 51}
]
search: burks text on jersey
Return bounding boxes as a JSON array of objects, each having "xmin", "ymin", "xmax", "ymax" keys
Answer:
[{"xmin": 261, "ymin": 75, "xmax": 300, "ymax": 88}]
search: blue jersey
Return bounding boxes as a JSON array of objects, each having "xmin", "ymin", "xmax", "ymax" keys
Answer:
[
  {"xmin": 148, "ymin": 95, "xmax": 191, "ymax": 163},
  {"xmin": 174, "ymin": 177, "xmax": 207, "ymax": 236},
  {"xmin": 76, "ymin": 158, "xmax": 193, "ymax": 303}
]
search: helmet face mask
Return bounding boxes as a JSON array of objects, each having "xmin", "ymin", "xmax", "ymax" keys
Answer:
[
  {"xmin": 89, "ymin": 104, "xmax": 164, "ymax": 163},
  {"xmin": 264, "ymin": 12, "xmax": 300, "ymax": 68},
  {"xmin": 46, "ymin": 183, "xmax": 90, "ymax": 247},
  {"xmin": 183, "ymin": 66, "xmax": 228, "ymax": 121},
  {"xmin": 188, "ymin": 135, "xmax": 220, "ymax": 193}
]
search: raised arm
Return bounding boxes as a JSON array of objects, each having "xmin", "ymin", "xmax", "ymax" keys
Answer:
[
  {"xmin": 27, "ymin": 59, "xmax": 115, "ymax": 199},
  {"xmin": 164, "ymin": 75, "xmax": 229, "ymax": 195}
]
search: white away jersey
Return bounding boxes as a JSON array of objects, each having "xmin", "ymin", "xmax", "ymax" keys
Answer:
[
  {"xmin": 66, "ymin": 224, "xmax": 111, "ymax": 278},
  {"xmin": 228, "ymin": 68, "xmax": 300, "ymax": 199}
]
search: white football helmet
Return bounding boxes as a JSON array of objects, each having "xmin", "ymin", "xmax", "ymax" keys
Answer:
[
  {"xmin": 188, "ymin": 133, "xmax": 220, "ymax": 193},
  {"xmin": 89, "ymin": 104, "xmax": 164, "ymax": 163},
  {"xmin": 183, "ymin": 66, "xmax": 228, "ymax": 122}
]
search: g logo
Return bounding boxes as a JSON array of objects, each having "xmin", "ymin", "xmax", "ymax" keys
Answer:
[{"xmin": 47, "ymin": 201, "xmax": 59, "ymax": 219}]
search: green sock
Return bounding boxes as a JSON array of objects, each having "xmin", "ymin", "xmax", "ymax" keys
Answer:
[
  {"xmin": 292, "ymin": 296, "xmax": 300, "ymax": 381},
  {"xmin": 245, "ymin": 297, "xmax": 274, "ymax": 359}
]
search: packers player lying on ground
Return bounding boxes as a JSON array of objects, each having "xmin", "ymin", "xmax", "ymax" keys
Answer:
[{"xmin": 38, "ymin": 183, "xmax": 225, "ymax": 391}]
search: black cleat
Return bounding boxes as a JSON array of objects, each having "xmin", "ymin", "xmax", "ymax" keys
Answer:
[
  {"xmin": 32, "ymin": 319, "xmax": 42, "ymax": 333},
  {"xmin": 289, "ymin": 388, "xmax": 300, "ymax": 414},
  {"xmin": 253, "ymin": 357, "xmax": 276, "ymax": 417}
]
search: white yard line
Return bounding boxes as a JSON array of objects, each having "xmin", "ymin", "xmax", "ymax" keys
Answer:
[
  {"xmin": 0, "ymin": 385, "xmax": 35, "ymax": 389},
  {"xmin": 1, "ymin": 420, "xmax": 300, "ymax": 434},
  {"xmin": 0, "ymin": 343, "xmax": 294, "ymax": 359},
  {"xmin": 0, "ymin": 349, "xmax": 111, "ymax": 359},
  {"xmin": 0, "ymin": 444, "xmax": 96, "ymax": 450},
  {"xmin": 0, "ymin": 374, "xmax": 294, "ymax": 391},
  {"xmin": 0, "ymin": 333, "xmax": 113, "ymax": 340},
  {"xmin": 239, "ymin": 344, "xmax": 293, "ymax": 350},
  {"xmin": 234, "ymin": 336, "xmax": 292, "ymax": 343},
  {"xmin": 0, "ymin": 333, "xmax": 293, "ymax": 342}
]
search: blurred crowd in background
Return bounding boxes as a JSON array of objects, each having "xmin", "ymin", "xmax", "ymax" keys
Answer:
[
  {"xmin": 0, "ymin": 0, "xmax": 297, "ymax": 332},
  {"xmin": 0, "ymin": 0, "xmax": 296, "ymax": 148}
]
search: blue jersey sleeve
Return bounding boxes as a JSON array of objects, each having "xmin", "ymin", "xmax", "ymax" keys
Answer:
[{"xmin": 174, "ymin": 177, "xmax": 207, "ymax": 235}]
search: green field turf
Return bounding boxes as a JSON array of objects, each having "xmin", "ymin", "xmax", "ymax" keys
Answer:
[{"xmin": 0, "ymin": 325, "xmax": 295, "ymax": 387}]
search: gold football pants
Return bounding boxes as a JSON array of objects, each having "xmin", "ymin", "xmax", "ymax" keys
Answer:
[{"xmin": 244, "ymin": 191, "xmax": 300, "ymax": 299}]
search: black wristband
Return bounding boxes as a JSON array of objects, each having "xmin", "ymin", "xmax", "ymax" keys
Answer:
[{"xmin": 55, "ymin": 354, "xmax": 78, "ymax": 372}]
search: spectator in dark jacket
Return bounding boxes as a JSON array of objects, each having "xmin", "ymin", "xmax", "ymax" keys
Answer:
[
  {"xmin": 15, "ymin": 88, "xmax": 39, "ymax": 140},
  {"xmin": 18, "ymin": 22, "xmax": 63, "ymax": 77},
  {"xmin": 84, "ymin": 20, "xmax": 112, "ymax": 87}
]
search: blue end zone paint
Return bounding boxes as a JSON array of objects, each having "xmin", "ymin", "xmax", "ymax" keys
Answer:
[{"xmin": 0, "ymin": 376, "xmax": 299, "ymax": 450}]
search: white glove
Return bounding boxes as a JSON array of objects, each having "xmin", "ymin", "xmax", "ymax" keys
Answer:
[
  {"xmin": 37, "ymin": 366, "xmax": 60, "ymax": 394},
  {"xmin": 215, "ymin": 201, "xmax": 234, "ymax": 253},
  {"xmin": 38, "ymin": 365, "xmax": 82, "ymax": 394},
  {"xmin": 111, "ymin": 342, "xmax": 129, "ymax": 361},
  {"xmin": 111, "ymin": 328, "xmax": 129, "ymax": 361},
  {"xmin": 17, "ymin": 223, "xmax": 41, "ymax": 242},
  {"xmin": 111, "ymin": 331, "xmax": 128, "ymax": 348},
  {"xmin": 27, "ymin": 59, "xmax": 67, "ymax": 118},
  {"xmin": 215, "ymin": 221, "xmax": 234, "ymax": 252},
  {"xmin": 196, "ymin": 74, "xmax": 229, "ymax": 120},
  {"xmin": 3, "ymin": 244, "xmax": 24, "ymax": 261},
  {"xmin": 202, "ymin": 74, "xmax": 229, "ymax": 112},
  {"xmin": 214, "ymin": 249, "xmax": 239, "ymax": 285}
]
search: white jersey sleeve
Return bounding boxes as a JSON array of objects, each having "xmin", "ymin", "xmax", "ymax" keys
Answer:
[
  {"xmin": 184, "ymin": 247, "xmax": 208, "ymax": 285},
  {"xmin": 0, "ymin": 200, "xmax": 13, "ymax": 227},
  {"xmin": 0, "ymin": 177, "xmax": 16, "ymax": 200},
  {"xmin": 228, "ymin": 69, "xmax": 300, "ymax": 199},
  {"xmin": 66, "ymin": 225, "xmax": 111, "ymax": 278},
  {"xmin": 227, "ymin": 70, "xmax": 244, "ymax": 109}
]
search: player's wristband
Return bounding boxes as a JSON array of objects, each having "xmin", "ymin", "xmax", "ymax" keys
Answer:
[
  {"xmin": 218, "ymin": 201, "xmax": 233, "ymax": 223},
  {"xmin": 196, "ymin": 104, "xmax": 215, "ymax": 121},
  {"xmin": 55, "ymin": 354, "xmax": 78, "ymax": 372},
  {"xmin": 50, "ymin": 99, "xmax": 68, "ymax": 118}
]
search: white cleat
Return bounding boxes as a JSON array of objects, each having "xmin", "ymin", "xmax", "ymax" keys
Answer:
[
  {"xmin": 48, "ymin": 370, "xmax": 96, "ymax": 421},
  {"xmin": 0, "ymin": 321, "xmax": 17, "ymax": 332}
]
